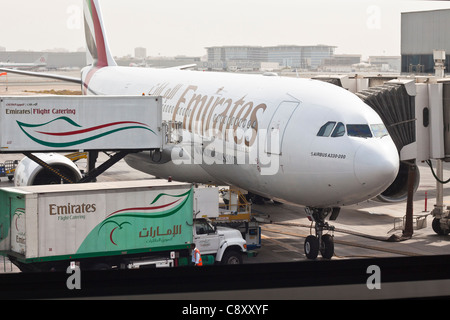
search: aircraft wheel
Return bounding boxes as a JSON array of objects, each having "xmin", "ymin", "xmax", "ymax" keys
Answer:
[
  {"xmin": 432, "ymin": 218, "xmax": 449, "ymax": 235},
  {"xmin": 304, "ymin": 235, "xmax": 319, "ymax": 260},
  {"xmin": 320, "ymin": 234, "xmax": 334, "ymax": 259}
]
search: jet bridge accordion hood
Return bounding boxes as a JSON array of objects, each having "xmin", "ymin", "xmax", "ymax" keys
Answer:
[
  {"xmin": 356, "ymin": 81, "xmax": 418, "ymax": 203},
  {"xmin": 356, "ymin": 82, "xmax": 416, "ymax": 155}
]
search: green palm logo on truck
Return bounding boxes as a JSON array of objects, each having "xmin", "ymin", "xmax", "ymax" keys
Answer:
[
  {"xmin": 13, "ymin": 208, "xmax": 25, "ymax": 232},
  {"xmin": 77, "ymin": 189, "xmax": 192, "ymax": 252},
  {"xmin": 17, "ymin": 116, "xmax": 156, "ymax": 148}
]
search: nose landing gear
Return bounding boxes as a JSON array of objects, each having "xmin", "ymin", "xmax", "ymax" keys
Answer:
[{"xmin": 304, "ymin": 207, "xmax": 340, "ymax": 260}]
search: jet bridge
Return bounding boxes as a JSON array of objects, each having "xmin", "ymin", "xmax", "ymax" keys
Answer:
[
  {"xmin": 352, "ymin": 79, "xmax": 419, "ymax": 205},
  {"xmin": 356, "ymin": 74, "xmax": 450, "ymax": 236},
  {"xmin": 0, "ymin": 95, "xmax": 164, "ymax": 185},
  {"xmin": 404, "ymin": 78, "xmax": 450, "ymax": 236},
  {"xmin": 356, "ymin": 80, "xmax": 416, "ymax": 155}
]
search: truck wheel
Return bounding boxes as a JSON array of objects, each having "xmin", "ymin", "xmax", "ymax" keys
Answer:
[{"xmin": 221, "ymin": 250, "xmax": 243, "ymax": 265}]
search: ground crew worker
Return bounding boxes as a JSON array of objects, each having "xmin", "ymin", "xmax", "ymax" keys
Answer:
[{"xmin": 192, "ymin": 246, "xmax": 203, "ymax": 266}]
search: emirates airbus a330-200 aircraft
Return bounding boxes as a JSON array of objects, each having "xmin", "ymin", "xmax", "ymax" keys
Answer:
[{"xmin": 1, "ymin": 0, "xmax": 401, "ymax": 259}]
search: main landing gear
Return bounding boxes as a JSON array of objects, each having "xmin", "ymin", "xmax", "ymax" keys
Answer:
[{"xmin": 304, "ymin": 207, "xmax": 340, "ymax": 260}]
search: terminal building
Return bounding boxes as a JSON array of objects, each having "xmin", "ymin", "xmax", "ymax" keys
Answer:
[
  {"xmin": 402, "ymin": 8, "xmax": 450, "ymax": 73},
  {"xmin": 205, "ymin": 45, "xmax": 336, "ymax": 71},
  {"xmin": 369, "ymin": 56, "xmax": 401, "ymax": 72},
  {"xmin": 321, "ymin": 54, "xmax": 362, "ymax": 72}
]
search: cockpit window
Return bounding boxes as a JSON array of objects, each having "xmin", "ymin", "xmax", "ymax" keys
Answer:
[
  {"xmin": 347, "ymin": 124, "xmax": 372, "ymax": 138},
  {"xmin": 370, "ymin": 124, "xmax": 389, "ymax": 138},
  {"xmin": 317, "ymin": 121, "xmax": 336, "ymax": 137},
  {"xmin": 331, "ymin": 122, "xmax": 345, "ymax": 137}
]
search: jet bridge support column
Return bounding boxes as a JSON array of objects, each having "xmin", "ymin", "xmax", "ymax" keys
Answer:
[
  {"xmin": 432, "ymin": 52, "xmax": 447, "ymax": 223},
  {"xmin": 403, "ymin": 161, "xmax": 416, "ymax": 238},
  {"xmin": 433, "ymin": 160, "xmax": 445, "ymax": 214}
]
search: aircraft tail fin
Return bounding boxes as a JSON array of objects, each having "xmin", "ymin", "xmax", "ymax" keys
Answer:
[
  {"xmin": 83, "ymin": 0, "xmax": 117, "ymax": 67},
  {"xmin": 33, "ymin": 54, "xmax": 47, "ymax": 66}
]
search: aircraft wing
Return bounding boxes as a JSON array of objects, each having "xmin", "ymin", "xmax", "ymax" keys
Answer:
[
  {"xmin": 167, "ymin": 64, "xmax": 197, "ymax": 70},
  {"xmin": 0, "ymin": 68, "xmax": 82, "ymax": 84},
  {"xmin": 0, "ymin": 65, "xmax": 195, "ymax": 82}
]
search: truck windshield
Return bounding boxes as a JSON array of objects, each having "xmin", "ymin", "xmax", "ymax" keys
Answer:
[{"xmin": 195, "ymin": 220, "xmax": 215, "ymax": 234}]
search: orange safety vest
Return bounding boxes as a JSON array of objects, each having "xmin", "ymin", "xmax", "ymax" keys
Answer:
[{"xmin": 193, "ymin": 248, "xmax": 203, "ymax": 266}]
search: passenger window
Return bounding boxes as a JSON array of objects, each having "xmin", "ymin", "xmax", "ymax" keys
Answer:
[
  {"xmin": 331, "ymin": 122, "xmax": 345, "ymax": 137},
  {"xmin": 317, "ymin": 121, "xmax": 336, "ymax": 137},
  {"xmin": 347, "ymin": 124, "xmax": 372, "ymax": 138}
]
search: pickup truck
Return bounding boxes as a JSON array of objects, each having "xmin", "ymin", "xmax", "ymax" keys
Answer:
[{"xmin": 193, "ymin": 218, "xmax": 247, "ymax": 265}]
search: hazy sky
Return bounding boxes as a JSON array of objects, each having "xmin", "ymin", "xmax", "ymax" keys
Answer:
[{"xmin": 1, "ymin": 0, "xmax": 450, "ymax": 59}]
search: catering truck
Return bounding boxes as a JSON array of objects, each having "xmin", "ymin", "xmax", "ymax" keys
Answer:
[
  {"xmin": 0, "ymin": 180, "xmax": 247, "ymax": 272},
  {"xmin": 0, "ymin": 95, "xmax": 163, "ymax": 153},
  {"xmin": 0, "ymin": 95, "xmax": 164, "ymax": 186}
]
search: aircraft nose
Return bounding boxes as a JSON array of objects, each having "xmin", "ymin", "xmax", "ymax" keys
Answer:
[{"xmin": 353, "ymin": 142, "xmax": 399, "ymax": 190}]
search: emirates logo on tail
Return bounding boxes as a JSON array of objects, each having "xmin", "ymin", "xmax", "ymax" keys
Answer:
[{"xmin": 83, "ymin": 0, "xmax": 116, "ymax": 67}]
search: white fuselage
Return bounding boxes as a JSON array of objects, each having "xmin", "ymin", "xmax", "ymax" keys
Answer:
[{"xmin": 82, "ymin": 66, "xmax": 399, "ymax": 208}]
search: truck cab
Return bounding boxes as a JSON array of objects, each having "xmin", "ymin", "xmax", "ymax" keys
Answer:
[{"xmin": 193, "ymin": 218, "xmax": 247, "ymax": 264}]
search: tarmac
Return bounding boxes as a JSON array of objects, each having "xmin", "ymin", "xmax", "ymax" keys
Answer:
[{"xmin": 1, "ymin": 72, "xmax": 450, "ymax": 273}]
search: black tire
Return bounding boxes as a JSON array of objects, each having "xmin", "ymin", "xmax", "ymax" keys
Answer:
[
  {"xmin": 320, "ymin": 234, "xmax": 334, "ymax": 259},
  {"xmin": 432, "ymin": 218, "xmax": 449, "ymax": 235},
  {"xmin": 221, "ymin": 250, "xmax": 243, "ymax": 265},
  {"xmin": 304, "ymin": 235, "xmax": 319, "ymax": 260}
]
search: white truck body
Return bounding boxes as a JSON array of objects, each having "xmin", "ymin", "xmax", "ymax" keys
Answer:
[
  {"xmin": 0, "ymin": 95, "xmax": 162, "ymax": 152},
  {"xmin": 0, "ymin": 180, "xmax": 247, "ymax": 271},
  {"xmin": 193, "ymin": 187, "xmax": 220, "ymax": 219},
  {"xmin": 0, "ymin": 180, "xmax": 193, "ymax": 269}
]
